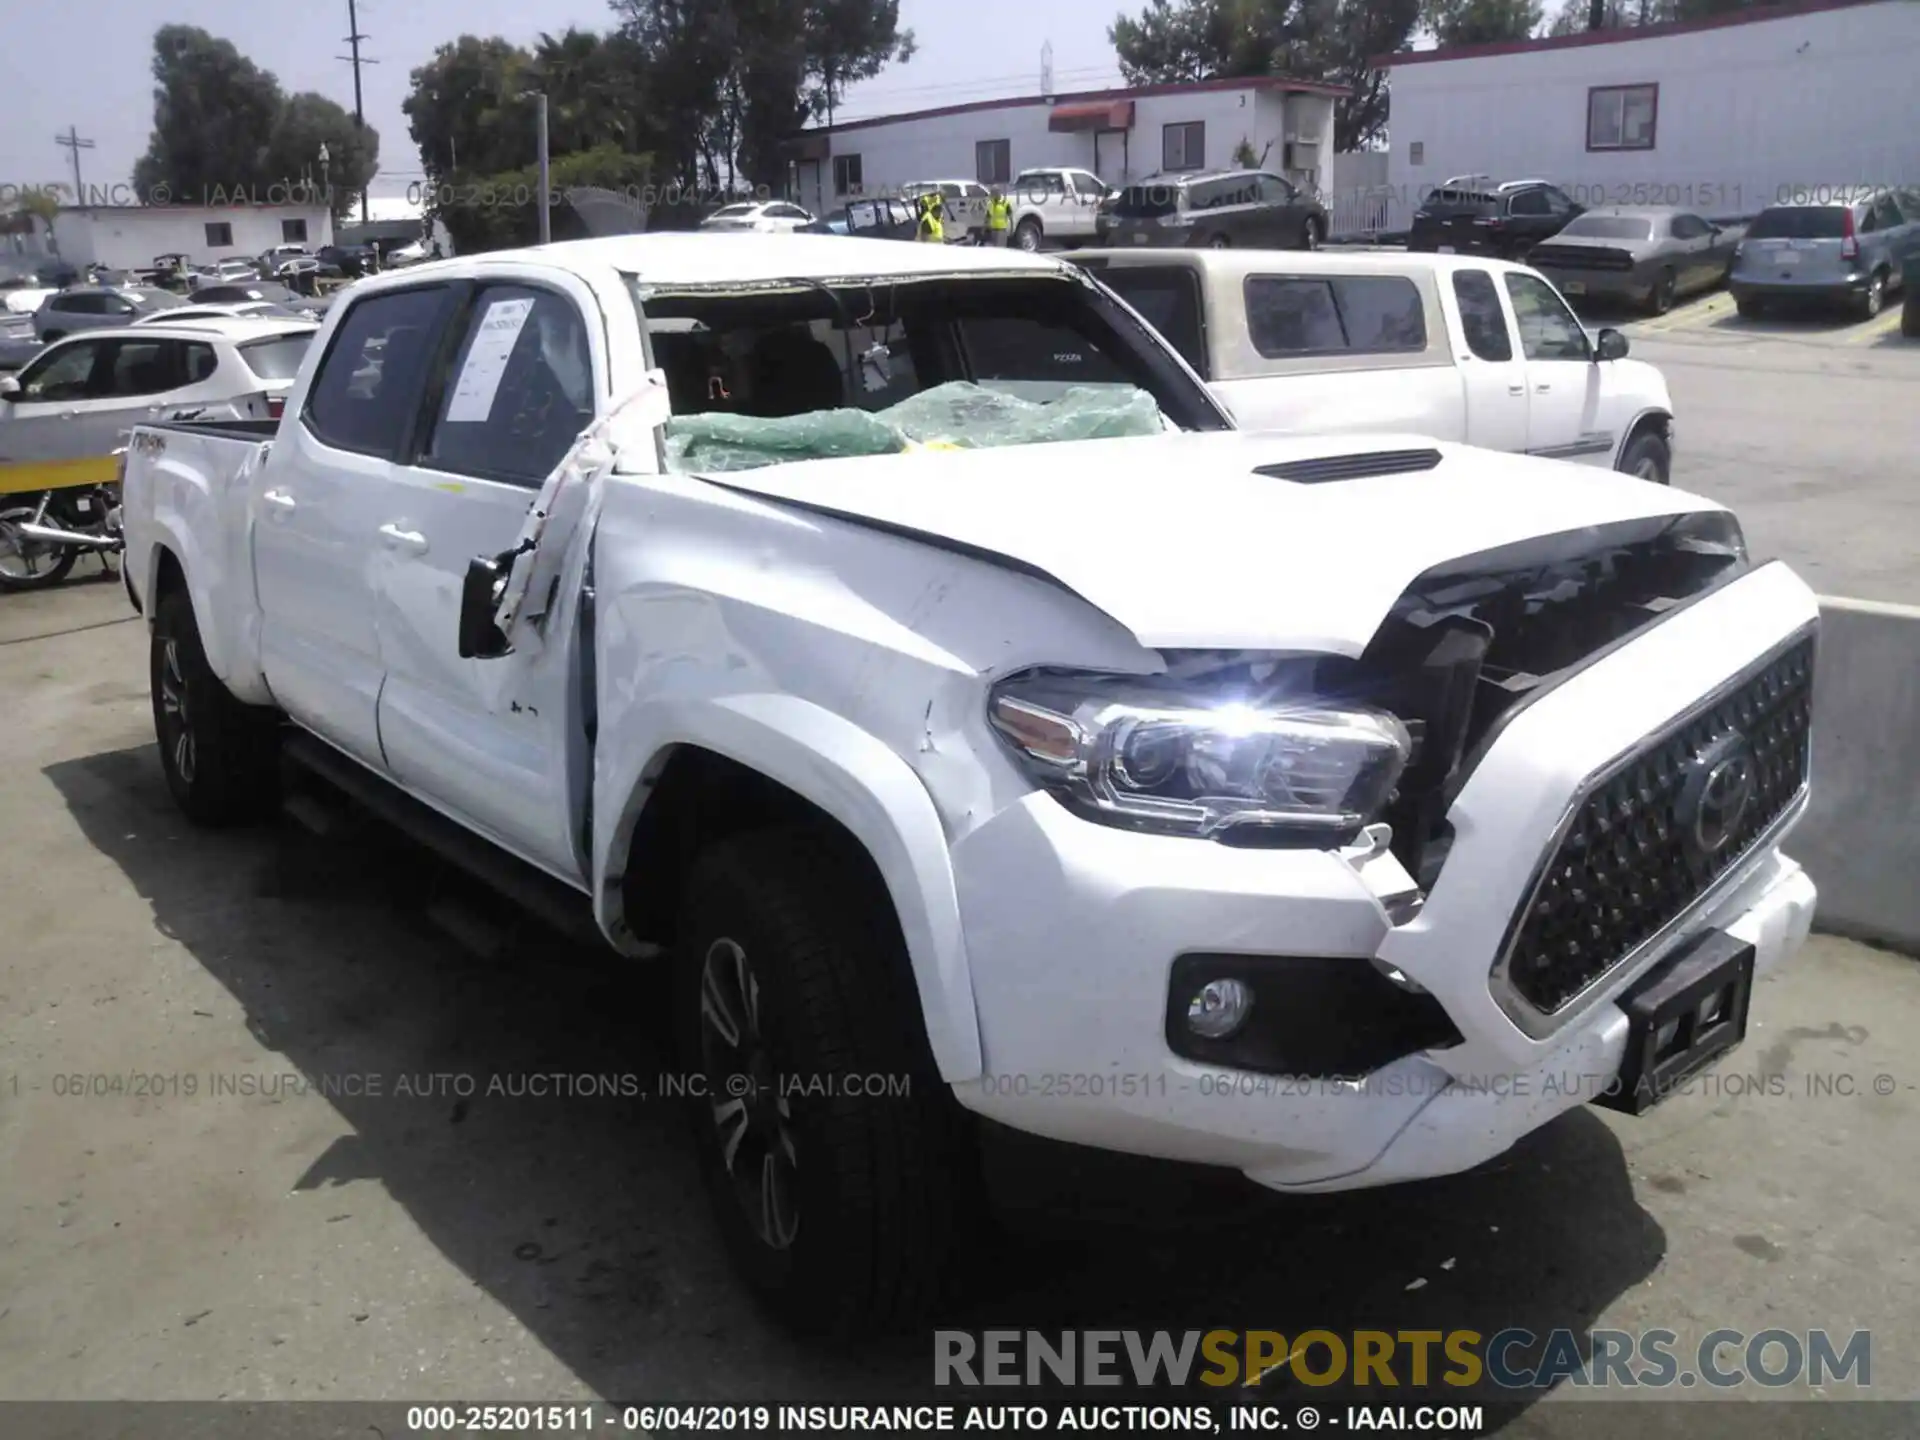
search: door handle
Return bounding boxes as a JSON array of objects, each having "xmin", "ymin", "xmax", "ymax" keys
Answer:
[
  {"xmin": 1535, "ymin": 383, "xmax": 1552, "ymax": 393},
  {"xmin": 378, "ymin": 522, "xmax": 429, "ymax": 554},
  {"xmin": 261, "ymin": 489, "xmax": 296, "ymax": 510},
  {"xmin": 1508, "ymin": 384, "xmax": 1526, "ymax": 396}
]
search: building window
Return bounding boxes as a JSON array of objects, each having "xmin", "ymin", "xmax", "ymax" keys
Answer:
[
  {"xmin": 1587, "ymin": 84, "xmax": 1657, "ymax": 151},
  {"xmin": 1409, "ymin": 141, "xmax": 1424, "ymax": 167},
  {"xmin": 205, "ymin": 221, "xmax": 234, "ymax": 248},
  {"xmin": 1163, "ymin": 121, "xmax": 1205, "ymax": 171},
  {"xmin": 976, "ymin": 139, "xmax": 1011, "ymax": 186},
  {"xmin": 281, "ymin": 218, "xmax": 309, "ymax": 243},
  {"xmin": 833, "ymin": 154, "xmax": 863, "ymax": 196}
]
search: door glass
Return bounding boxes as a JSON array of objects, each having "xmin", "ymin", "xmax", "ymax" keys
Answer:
[
  {"xmin": 422, "ymin": 285, "xmax": 595, "ymax": 487},
  {"xmin": 1503, "ymin": 272, "xmax": 1590, "ymax": 361},
  {"xmin": 1095, "ymin": 265, "xmax": 1208, "ymax": 375},
  {"xmin": 1243, "ymin": 276, "xmax": 1426, "ymax": 357},
  {"xmin": 304, "ymin": 287, "xmax": 451, "ymax": 457},
  {"xmin": 1507, "ymin": 189, "xmax": 1549, "ymax": 217},
  {"xmin": 106, "ymin": 340, "xmax": 185, "ymax": 397},
  {"xmin": 1452, "ymin": 271, "xmax": 1513, "ymax": 362},
  {"xmin": 17, "ymin": 342, "xmax": 102, "ymax": 400}
]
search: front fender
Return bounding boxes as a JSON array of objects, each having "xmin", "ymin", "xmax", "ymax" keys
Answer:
[{"xmin": 594, "ymin": 692, "xmax": 984, "ymax": 1083}]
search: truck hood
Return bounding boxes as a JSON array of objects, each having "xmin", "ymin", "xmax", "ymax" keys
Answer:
[{"xmin": 699, "ymin": 429, "xmax": 1724, "ymax": 655}]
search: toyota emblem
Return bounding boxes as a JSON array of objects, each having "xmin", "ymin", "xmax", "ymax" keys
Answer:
[{"xmin": 1681, "ymin": 732, "xmax": 1757, "ymax": 858}]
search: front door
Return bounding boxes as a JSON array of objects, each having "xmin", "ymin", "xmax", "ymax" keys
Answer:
[
  {"xmin": 1501, "ymin": 270, "xmax": 1610, "ymax": 464},
  {"xmin": 254, "ymin": 282, "xmax": 459, "ymax": 768},
  {"xmin": 371, "ymin": 276, "xmax": 603, "ymax": 882}
]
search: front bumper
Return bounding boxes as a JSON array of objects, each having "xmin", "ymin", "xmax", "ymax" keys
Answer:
[{"xmin": 946, "ymin": 562, "xmax": 1821, "ymax": 1191}]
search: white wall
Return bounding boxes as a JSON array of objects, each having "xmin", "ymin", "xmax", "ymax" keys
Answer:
[
  {"xmin": 819, "ymin": 85, "xmax": 1337, "ymax": 204},
  {"xmin": 1383, "ymin": 0, "xmax": 1919, "ymax": 233},
  {"xmin": 59, "ymin": 206, "xmax": 337, "ymax": 269}
]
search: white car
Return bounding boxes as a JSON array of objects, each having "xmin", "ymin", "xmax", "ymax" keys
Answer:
[
  {"xmin": 699, "ymin": 201, "xmax": 816, "ymax": 233},
  {"xmin": 1073, "ymin": 247, "xmax": 1678, "ymax": 481},
  {"xmin": 901, "ymin": 179, "xmax": 991, "ymax": 238},
  {"xmin": 0, "ymin": 318, "xmax": 317, "ymax": 471},
  {"xmin": 190, "ymin": 259, "xmax": 261, "ymax": 290},
  {"xmin": 121, "ymin": 233, "xmax": 1816, "ymax": 1336},
  {"xmin": 133, "ymin": 302, "xmax": 307, "ymax": 326},
  {"xmin": 1007, "ymin": 166, "xmax": 1113, "ymax": 251}
]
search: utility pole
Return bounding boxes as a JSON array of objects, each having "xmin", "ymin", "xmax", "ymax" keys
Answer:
[
  {"xmin": 54, "ymin": 126, "xmax": 95, "ymax": 206},
  {"xmin": 535, "ymin": 93, "xmax": 551, "ymax": 245},
  {"xmin": 338, "ymin": 0, "xmax": 378, "ymax": 223}
]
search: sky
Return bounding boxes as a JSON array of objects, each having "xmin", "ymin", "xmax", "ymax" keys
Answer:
[{"xmin": 0, "ymin": 0, "xmax": 1130, "ymax": 205}]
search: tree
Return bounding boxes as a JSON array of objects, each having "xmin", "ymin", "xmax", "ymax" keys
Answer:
[
  {"xmin": 267, "ymin": 93, "xmax": 379, "ymax": 220},
  {"xmin": 1110, "ymin": 0, "xmax": 1421, "ymax": 151},
  {"xmin": 133, "ymin": 26, "xmax": 284, "ymax": 204},
  {"xmin": 403, "ymin": 36, "xmax": 540, "ymax": 185},
  {"xmin": 1422, "ymin": 0, "xmax": 1543, "ymax": 46}
]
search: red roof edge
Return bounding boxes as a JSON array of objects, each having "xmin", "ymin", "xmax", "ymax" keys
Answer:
[
  {"xmin": 1371, "ymin": 0, "xmax": 1892, "ymax": 68},
  {"xmin": 808, "ymin": 73, "xmax": 1348, "ymax": 138}
]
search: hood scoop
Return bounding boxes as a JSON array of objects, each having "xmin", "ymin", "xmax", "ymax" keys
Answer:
[{"xmin": 1255, "ymin": 448, "xmax": 1443, "ymax": 485}]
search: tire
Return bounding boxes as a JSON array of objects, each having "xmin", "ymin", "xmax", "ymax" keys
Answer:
[
  {"xmin": 1300, "ymin": 216, "xmax": 1323, "ymax": 251},
  {"xmin": 151, "ymin": 588, "xmax": 282, "ymax": 826},
  {"xmin": 674, "ymin": 826, "xmax": 983, "ymax": 1336},
  {"xmin": 1012, "ymin": 218, "xmax": 1042, "ymax": 252},
  {"xmin": 1647, "ymin": 268, "xmax": 1677, "ymax": 316},
  {"xmin": 0, "ymin": 502, "xmax": 79, "ymax": 591},
  {"xmin": 1206, "ymin": 233, "xmax": 1232, "ymax": 249},
  {"xmin": 1858, "ymin": 270, "xmax": 1886, "ymax": 320},
  {"xmin": 1617, "ymin": 428, "xmax": 1672, "ymax": 486},
  {"xmin": 1735, "ymin": 296, "xmax": 1765, "ymax": 320}
]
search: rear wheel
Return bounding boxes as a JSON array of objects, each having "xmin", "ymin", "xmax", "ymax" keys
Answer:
[
  {"xmin": 1012, "ymin": 218, "xmax": 1043, "ymax": 252},
  {"xmin": 1858, "ymin": 270, "xmax": 1887, "ymax": 319},
  {"xmin": 1300, "ymin": 216, "xmax": 1323, "ymax": 251},
  {"xmin": 0, "ymin": 501, "xmax": 78, "ymax": 591},
  {"xmin": 1617, "ymin": 428, "xmax": 1672, "ymax": 486},
  {"xmin": 1647, "ymin": 268, "xmax": 1677, "ymax": 316},
  {"xmin": 674, "ymin": 826, "xmax": 983, "ymax": 1336},
  {"xmin": 151, "ymin": 589, "xmax": 282, "ymax": 825}
]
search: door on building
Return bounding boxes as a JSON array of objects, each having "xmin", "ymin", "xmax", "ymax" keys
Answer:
[{"xmin": 796, "ymin": 161, "xmax": 825, "ymax": 220}]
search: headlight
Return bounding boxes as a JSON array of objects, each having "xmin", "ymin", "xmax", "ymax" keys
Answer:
[{"xmin": 987, "ymin": 670, "xmax": 1412, "ymax": 842}]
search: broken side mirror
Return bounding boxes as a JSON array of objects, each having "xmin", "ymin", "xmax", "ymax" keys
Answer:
[
  {"xmin": 457, "ymin": 552, "xmax": 513, "ymax": 659},
  {"xmin": 1595, "ymin": 328, "xmax": 1630, "ymax": 362}
]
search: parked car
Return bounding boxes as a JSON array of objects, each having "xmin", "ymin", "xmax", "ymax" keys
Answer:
[
  {"xmin": 901, "ymin": 179, "xmax": 991, "ymax": 239},
  {"xmin": 1728, "ymin": 189, "xmax": 1920, "ymax": 320},
  {"xmin": 1071, "ymin": 247, "xmax": 1675, "ymax": 481},
  {"xmin": 133, "ymin": 302, "xmax": 310, "ymax": 325},
  {"xmin": 1525, "ymin": 208, "xmax": 1746, "ymax": 315},
  {"xmin": 699, "ymin": 201, "xmax": 817, "ymax": 233},
  {"xmin": 0, "ymin": 318, "xmax": 317, "ymax": 476},
  {"xmin": 0, "ymin": 312, "xmax": 41, "ymax": 373},
  {"xmin": 841, "ymin": 197, "xmax": 919, "ymax": 241},
  {"xmin": 187, "ymin": 281, "xmax": 328, "ymax": 321},
  {"xmin": 261, "ymin": 242, "xmax": 311, "ymax": 268},
  {"xmin": 1003, "ymin": 166, "xmax": 1113, "ymax": 251},
  {"xmin": 33, "ymin": 286, "xmax": 190, "ymax": 341},
  {"xmin": 1099, "ymin": 168, "xmax": 1329, "ymax": 254},
  {"xmin": 122, "ymin": 230, "xmax": 1816, "ymax": 1336},
  {"xmin": 200, "ymin": 257, "xmax": 264, "ymax": 285},
  {"xmin": 1409, "ymin": 177, "xmax": 1585, "ymax": 259},
  {"xmin": 0, "ymin": 255, "xmax": 78, "ymax": 289},
  {"xmin": 316, "ymin": 243, "xmax": 376, "ymax": 278}
]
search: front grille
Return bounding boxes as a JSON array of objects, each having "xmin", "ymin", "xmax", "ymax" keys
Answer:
[{"xmin": 1500, "ymin": 634, "xmax": 1815, "ymax": 1016}]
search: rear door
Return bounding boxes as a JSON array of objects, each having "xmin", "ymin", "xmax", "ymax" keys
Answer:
[
  {"xmin": 0, "ymin": 338, "xmax": 111, "ymax": 471},
  {"xmin": 371, "ymin": 275, "xmax": 604, "ymax": 879},
  {"xmin": 256, "ymin": 282, "xmax": 460, "ymax": 768},
  {"xmin": 1500, "ymin": 270, "xmax": 1612, "ymax": 463},
  {"xmin": 1446, "ymin": 268, "xmax": 1529, "ymax": 453}
]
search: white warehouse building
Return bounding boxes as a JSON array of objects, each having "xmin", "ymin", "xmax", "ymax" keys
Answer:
[
  {"xmin": 50, "ymin": 203, "xmax": 336, "ymax": 271},
  {"xmin": 1377, "ymin": 0, "xmax": 1919, "ymax": 235},
  {"xmin": 786, "ymin": 75, "xmax": 1346, "ymax": 217}
]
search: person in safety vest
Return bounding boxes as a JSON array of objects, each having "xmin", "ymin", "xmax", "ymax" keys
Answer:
[
  {"xmin": 914, "ymin": 191, "xmax": 945, "ymax": 243},
  {"xmin": 985, "ymin": 189, "xmax": 1012, "ymax": 246}
]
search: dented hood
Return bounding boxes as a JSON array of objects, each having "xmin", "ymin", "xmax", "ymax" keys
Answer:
[{"xmin": 700, "ymin": 429, "xmax": 1727, "ymax": 655}]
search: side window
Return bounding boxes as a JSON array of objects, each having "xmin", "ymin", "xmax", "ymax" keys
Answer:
[
  {"xmin": 304, "ymin": 286, "xmax": 452, "ymax": 458},
  {"xmin": 183, "ymin": 341, "xmax": 218, "ymax": 384},
  {"xmin": 957, "ymin": 315, "xmax": 1132, "ymax": 395},
  {"xmin": 422, "ymin": 285, "xmax": 595, "ymax": 487},
  {"xmin": 1452, "ymin": 270, "xmax": 1513, "ymax": 362},
  {"xmin": 1244, "ymin": 276, "xmax": 1427, "ymax": 358},
  {"xmin": 1857, "ymin": 203, "xmax": 1879, "ymax": 235},
  {"xmin": 1670, "ymin": 214, "xmax": 1706, "ymax": 240},
  {"xmin": 1503, "ymin": 272, "xmax": 1590, "ymax": 362},
  {"xmin": 1871, "ymin": 196, "xmax": 1901, "ymax": 230},
  {"xmin": 104, "ymin": 339, "xmax": 186, "ymax": 397},
  {"xmin": 1542, "ymin": 187, "xmax": 1575, "ymax": 215},
  {"xmin": 1070, "ymin": 172, "xmax": 1106, "ymax": 200},
  {"xmin": 1507, "ymin": 188, "xmax": 1550, "ymax": 217},
  {"xmin": 1256, "ymin": 174, "xmax": 1298, "ymax": 204},
  {"xmin": 16, "ymin": 341, "xmax": 103, "ymax": 400}
]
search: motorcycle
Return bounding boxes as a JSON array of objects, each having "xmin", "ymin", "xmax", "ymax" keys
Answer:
[{"xmin": 0, "ymin": 456, "xmax": 125, "ymax": 591}]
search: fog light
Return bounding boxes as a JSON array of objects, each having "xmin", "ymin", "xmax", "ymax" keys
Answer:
[{"xmin": 1187, "ymin": 978, "xmax": 1254, "ymax": 1039}]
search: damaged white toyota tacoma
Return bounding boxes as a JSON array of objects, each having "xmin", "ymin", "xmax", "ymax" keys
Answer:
[{"xmin": 120, "ymin": 234, "xmax": 1818, "ymax": 1334}]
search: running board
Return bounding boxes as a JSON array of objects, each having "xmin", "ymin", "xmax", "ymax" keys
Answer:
[{"xmin": 280, "ymin": 731, "xmax": 607, "ymax": 952}]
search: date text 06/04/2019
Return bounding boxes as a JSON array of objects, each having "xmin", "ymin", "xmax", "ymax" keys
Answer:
[{"xmin": 401, "ymin": 1404, "xmax": 1488, "ymax": 1434}]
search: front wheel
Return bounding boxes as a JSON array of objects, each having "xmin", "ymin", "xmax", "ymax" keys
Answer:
[
  {"xmin": 0, "ymin": 502, "xmax": 78, "ymax": 591},
  {"xmin": 1012, "ymin": 218, "xmax": 1043, "ymax": 252},
  {"xmin": 674, "ymin": 827, "xmax": 983, "ymax": 1336},
  {"xmin": 1617, "ymin": 428, "xmax": 1672, "ymax": 485},
  {"xmin": 151, "ymin": 589, "xmax": 283, "ymax": 825}
]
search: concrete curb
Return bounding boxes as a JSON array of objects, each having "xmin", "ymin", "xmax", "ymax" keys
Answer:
[{"xmin": 1793, "ymin": 595, "xmax": 1920, "ymax": 957}]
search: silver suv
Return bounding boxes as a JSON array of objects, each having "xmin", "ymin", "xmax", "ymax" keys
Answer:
[
  {"xmin": 33, "ymin": 286, "xmax": 187, "ymax": 342},
  {"xmin": 1729, "ymin": 188, "xmax": 1920, "ymax": 320}
]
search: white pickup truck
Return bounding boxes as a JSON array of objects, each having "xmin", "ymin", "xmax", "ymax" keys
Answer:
[
  {"xmin": 1072, "ymin": 247, "xmax": 1678, "ymax": 482},
  {"xmin": 123, "ymin": 233, "xmax": 1818, "ymax": 1335}
]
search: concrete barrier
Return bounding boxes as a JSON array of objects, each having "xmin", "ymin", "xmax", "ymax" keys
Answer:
[{"xmin": 1791, "ymin": 595, "xmax": 1920, "ymax": 955}]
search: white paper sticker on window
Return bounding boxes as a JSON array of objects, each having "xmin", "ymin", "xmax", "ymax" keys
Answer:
[{"xmin": 445, "ymin": 297, "xmax": 535, "ymax": 423}]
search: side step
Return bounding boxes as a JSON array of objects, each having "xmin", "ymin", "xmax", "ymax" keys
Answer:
[{"xmin": 280, "ymin": 730, "xmax": 608, "ymax": 953}]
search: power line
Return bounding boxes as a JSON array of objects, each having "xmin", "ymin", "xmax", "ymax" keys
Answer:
[{"xmin": 54, "ymin": 125, "xmax": 95, "ymax": 205}]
